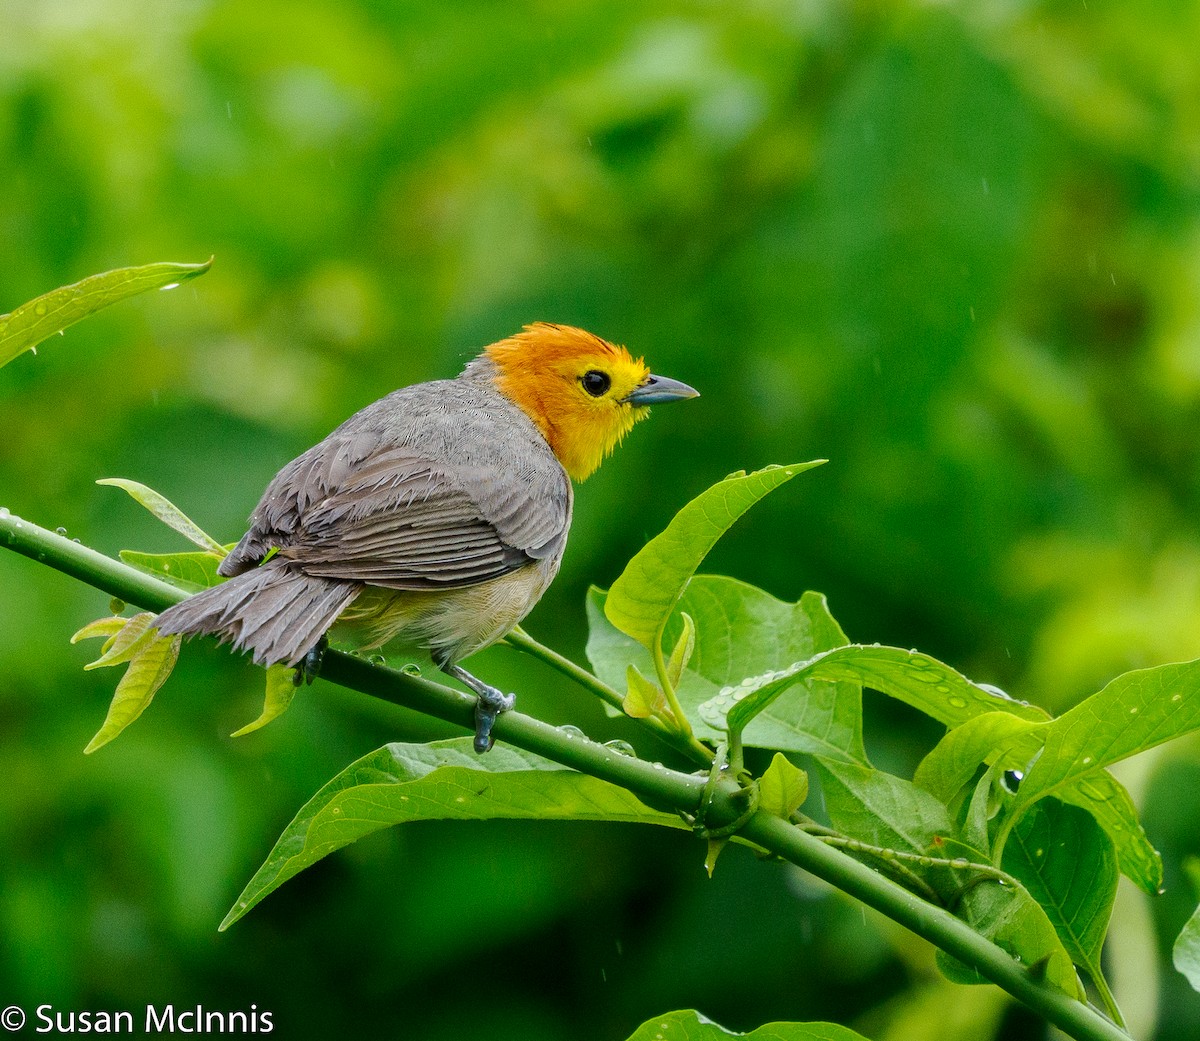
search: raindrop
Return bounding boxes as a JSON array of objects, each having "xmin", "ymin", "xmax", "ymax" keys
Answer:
[
  {"xmin": 946, "ymin": 696, "xmax": 968, "ymax": 709},
  {"xmin": 399, "ymin": 662, "xmax": 420, "ymax": 675},
  {"xmin": 558, "ymin": 724, "xmax": 586, "ymax": 740},
  {"xmin": 1075, "ymin": 780, "xmax": 1112, "ymax": 802},
  {"xmin": 1172, "ymin": 694, "xmax": 1182, "ymax": 702},
  {"xmin": 55, "ymin": 526, "xmax": 67, "ymax": 536},
  {"xmin": 603, "ymin": 739, "xmax": 636, "ymax": 757},
  {"xmin": 110, "ymin": 597, "xmax": 126, "ymax": 614},
  {"xmin": 367, "ymin": 654, "xmax": 386, "ymax": 667},
  {"xmin": 34, "ymin": 302, "xmax": 47, "ymax": 316}
]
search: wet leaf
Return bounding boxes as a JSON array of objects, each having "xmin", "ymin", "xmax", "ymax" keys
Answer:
[
  {"xmin": 222, "ymin": 738, "xmax": 684, "ymax": 930},
  {"xmin": 1003, "ymin": 799, "xmax": 1118, "ymax": 998},
  {"xmin": 0, "ymin": 258, "xmax": 212, "ymax": 368},
  {"xmin": 98, "ymin": 478, "xmax": 227, "ymax": 554},
  {"xmin": 604, "ymin": 462, "xmax": 823, "ymax": 650}
]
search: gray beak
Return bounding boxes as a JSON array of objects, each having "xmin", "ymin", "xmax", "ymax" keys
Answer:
[{"xmin": 624, "ymin": 373, "xmax": 700, "ymax": 405}]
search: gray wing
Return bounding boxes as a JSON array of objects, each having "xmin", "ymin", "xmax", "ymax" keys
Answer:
[{"xmin": 220, "ymin": 394, "xmax": 571, "ymax": 590}]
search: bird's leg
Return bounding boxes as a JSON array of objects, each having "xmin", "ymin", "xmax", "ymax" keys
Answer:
[
  {"xmin": 442, "ymin": 662, "xmax": 515, "ymax": 753},
  {"xmin": 294, "ymin": 635, "xmax": 328, "ymax": 687}
]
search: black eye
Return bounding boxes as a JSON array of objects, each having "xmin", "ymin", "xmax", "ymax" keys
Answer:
[{"xmin": 580, "ymin": 370, "xmax": 611, "ymax": 397}]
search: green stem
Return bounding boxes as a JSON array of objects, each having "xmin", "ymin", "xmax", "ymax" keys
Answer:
[
  {"xmin": 1, "ymin": 507, "xmax": 188, "ymax": 610},
  {"xmin": 652, "ymin": 624, "xmax": 697, "ymax": 743},
  {"xmin": 1090, "ymin": 969, "xmax": 1126, "ymax": 1031},
  {"xmin": 0, "ymin": 508, "xmax": 1131, "ymax": 1041},
  {"xmin": 741, "ymin": 814, "xmax": 1130, "ymax": 1041},
  {"xmin": 503, "ymin": 626, "xmax": 714, "ymax": 767},
  {"xmin": 503, "ymin": 625, "xmax": 626, "ymax": 713}
]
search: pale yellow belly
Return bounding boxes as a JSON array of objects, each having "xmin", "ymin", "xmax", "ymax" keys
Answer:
[{"xmin": 330, "ymin": 557, "xmax": 559, "ymax": 666}]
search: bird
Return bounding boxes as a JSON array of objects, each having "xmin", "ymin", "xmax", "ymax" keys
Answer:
[{"xmin": 153, "ymin": 322, "xmax": 698, "ymax": 751}]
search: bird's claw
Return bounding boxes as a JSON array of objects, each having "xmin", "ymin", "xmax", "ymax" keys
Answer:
[
  {"xmin": 473, "ymin": 687, "xmax": 516, "ymax": 753},
  {"xmin": 294, "ymin": 637, "xmax": 327, "ymax": 687}
]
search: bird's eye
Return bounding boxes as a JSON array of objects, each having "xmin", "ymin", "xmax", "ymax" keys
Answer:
[{"xmin": 580, "ymin": 370, "xmax": 611, "ymax": 397}]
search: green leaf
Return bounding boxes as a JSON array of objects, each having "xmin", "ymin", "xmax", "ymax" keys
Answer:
[
  {"xmin": 817, "ymin": 759, "xmax": 952, "ymax": 856},
  {"xmin": 704, "ymin": 837, "xmax": 729, "ymax": 877},
  {"xmin": 666, "ymin": 611, "xmax": 695, "ymax": 689},
  {"xmin": 624, "ymin": 664, "xmax": 668, "ymax": 719},
  {"xmin": 604, "ymin": 462, "xmax": 823, "ymax": 649},
  {"xmin": 83, "ymin": 632, "xmax": 181, "ymax": 753},
  {"xmin": 70, "ymin": 615, "xmax": 129, "ymax": 644},
  {"xmin": 76, "ymin": 611, "xmax": 157, "ymax": 670},
  {"xmin": 938, "ymin": 880, "xmax": 1083, "ymax": 999},
  {"xmin": 914, "ymin": 711, "xmax": 1043, "ymax": 803},
  {"xmin": 706, "ymin": 645, "xmax": 1045, "ymax": 744},
  {"xmin": 623, "ymin": 1010, "xmax": 868, "ymax": 1041},
  {"xmin": 0, "ymin": 258, "xmax": 212, "ymax": 368},
  {"xmin": 98, "ymin": 478, "xmax": 227, "ymax": 554},
  {"xmin": 222, "ymin": 738, "xmax": 685, "ymax": 930},
  {"xmin": 1172, "ymin": 859, "xmax": 1200, "ymax": 993},
  {"xmin": 1002, "ymin": 799, "xmax": 1119, "ymax": 1001},
  {"xmin": 1010, "ymin": 660, "xmax": 1200, "ymax": 820},
  {"xmin": 119, "ymin": 548, "xmax": 230, "ymax": 593},
  {"xmin": 962, "ymin": 761, "xmax": 1006, "ymax": 854},
  {"xmin": 231, "ymin": 665, "xmax": 299, "ymax": 737},
  {"xmin": 914, "ymin": 711, "xmax": 1162, "ymax": 893},
  {"xmin": 1056, "ymin": 770, "xmax": 1161, "ymax": 895},
  {"xmin": 759, "ymin": 753, "xmax": 809, "ymax": 818},
  {"xmin": 588, "ymin": 581, "xmax": 864, "ymax": 761}
]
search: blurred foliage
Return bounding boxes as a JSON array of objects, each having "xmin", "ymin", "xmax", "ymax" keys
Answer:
[{"xmin": 4, "ymin": 1, "xmax": 1200, "ymax": 1038}]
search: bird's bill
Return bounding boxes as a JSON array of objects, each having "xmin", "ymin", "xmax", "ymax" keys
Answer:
[{"xmin": 623, "ymin": 373, "xmax": 700, "ymax": 405}]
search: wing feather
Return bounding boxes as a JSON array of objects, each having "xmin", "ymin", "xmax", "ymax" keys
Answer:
[{"xmin": 220, "ymin": 380, "xmax": 572, "ymax": 591}]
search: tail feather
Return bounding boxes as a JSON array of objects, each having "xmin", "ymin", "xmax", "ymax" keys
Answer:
[{"xmin": 154, "ymin": 562, "xmax": 361, "ymax": 667}]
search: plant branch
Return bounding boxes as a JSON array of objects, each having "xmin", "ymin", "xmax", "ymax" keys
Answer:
[
  {"xmin": 503, "ymin": 625, "xmax": 627, "ymax": 713},
  {"xmin": 502, "ymin": 625, "xmax": 714, "ymax": 768},
  {"xmin": 0, "ymin": 508, "xmax": 1130, "ymax": 1041}
]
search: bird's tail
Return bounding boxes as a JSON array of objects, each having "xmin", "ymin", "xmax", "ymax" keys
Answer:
[{"xmin": 154, "ymin": 562, "xmax": 361, "ymax": 667}]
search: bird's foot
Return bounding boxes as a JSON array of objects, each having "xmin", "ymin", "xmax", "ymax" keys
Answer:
[
  {"xmin": 294, "ymin": 636, "xmax": 328, "ymax": 687},
  {"xmin": 473, "ymin": 685, "xmax": 516, "ymax": 753},
  {"xmin": 443, "ymin": 662, "xmax": 515, "ymax": 753}
]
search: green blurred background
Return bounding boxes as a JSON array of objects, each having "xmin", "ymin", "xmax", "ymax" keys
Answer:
[{"xmin": 3, "ymin": 1, "xmax": 1200, "ymax": 1038}]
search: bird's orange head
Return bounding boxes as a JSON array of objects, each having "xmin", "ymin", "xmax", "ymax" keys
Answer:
[{"xmin": 484, "ymin": 323, "xmax": 698, "ymax": 480}]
